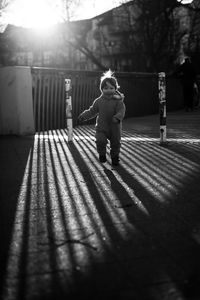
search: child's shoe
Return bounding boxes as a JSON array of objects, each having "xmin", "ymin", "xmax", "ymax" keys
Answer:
[
  {"xmin": 112, "ymin": 156, "xmax": 119, "ymax": 166},
  {"xmin": 99, "ymin": 155, "xmax": 107, "ymax": 163}
]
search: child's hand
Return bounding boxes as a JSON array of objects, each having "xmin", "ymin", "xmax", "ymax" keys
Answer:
[
  {"xmin": 78, "ymin": 114, "xmax": 84, "ymax": 123},
  {"xmin": 112, "ymin": 116, "xmax": 120, "ymax": 123},
  {"xmin": 113, "ymin": 92, "xmax": 124, "ymax": 100},
  {"xmin": 120, "ymin": 93, "xmax": 125, "ymax": 100}
]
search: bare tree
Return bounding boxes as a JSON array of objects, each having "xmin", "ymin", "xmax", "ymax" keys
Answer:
[
  {"xmin": 113, "ymin": 0, "xmax": 200, "ymax": 72},
  {"xmin": 59, "ymin": 0, "xmax": 107, "ymax": 69}
]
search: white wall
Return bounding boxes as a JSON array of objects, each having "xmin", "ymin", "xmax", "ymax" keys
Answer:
[{"xmin": 0, "ymin": 66, "xmax": 35, "ymax": 135}]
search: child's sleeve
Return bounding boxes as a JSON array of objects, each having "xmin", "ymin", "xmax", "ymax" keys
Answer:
[
  {"xmin": 113, "ymin": 100, "xmax": 126, "ymax": 122},
  {"xmin": 79, "ymin": 99, "xmax": 99, "ymax": 121}
]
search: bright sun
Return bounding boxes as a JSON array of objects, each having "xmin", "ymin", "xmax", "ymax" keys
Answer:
[{"xmin": 8, "ymin": 0, "xmax": 63, "ymax": 29}]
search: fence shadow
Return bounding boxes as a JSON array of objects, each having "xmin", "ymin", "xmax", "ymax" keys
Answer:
[
  {"xmin": 0, "ymin": 136, "xmax": 34, "ymax": 299},
  {"xmin": 1, "ymin": 127, "xmax": 200, "ymax": 300}
]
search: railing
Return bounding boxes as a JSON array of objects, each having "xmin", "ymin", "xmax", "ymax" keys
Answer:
[
  {"xmin": 32, "ymin": 70, "xmax": 65, "ymax": 132},
  {"xmin": 31, "ymin": 67, "xmax": 184, "ymax": 132},
  {"xmin": 32, "ymin": 68, "xmax": 101, "ymax": 131}
]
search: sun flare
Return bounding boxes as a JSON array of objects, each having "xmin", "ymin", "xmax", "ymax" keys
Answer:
[
  {"xmin": 8, "ymin": 0, "xmax": 64, "ymax": 29},
  {"xmin": 2, "ymin": 0, "xmax": 123, "ymax": 30}
]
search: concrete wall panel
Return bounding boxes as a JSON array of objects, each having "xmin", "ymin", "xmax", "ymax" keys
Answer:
[{"xmin": 0, "ymin": 66, "xmax": 35, "ymax": 135}]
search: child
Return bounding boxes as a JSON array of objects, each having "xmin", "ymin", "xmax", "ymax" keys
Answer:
[{"xmin": 78, "ymin": 70, "xmax": 126, "ymax": 166}]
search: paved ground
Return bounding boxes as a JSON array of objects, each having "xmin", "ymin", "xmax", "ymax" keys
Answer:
[{"xmin": 0, "ymin": 109, "xmax": 200, "ymax": 300}]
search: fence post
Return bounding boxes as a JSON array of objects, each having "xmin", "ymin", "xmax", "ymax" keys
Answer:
[
  {"xmin": 65, "ymin": 79, "xmax": 73, "ymax": 141},
  {"xmin": 158, "ymin": 72, "xmax": 167, "ymax": 144}
]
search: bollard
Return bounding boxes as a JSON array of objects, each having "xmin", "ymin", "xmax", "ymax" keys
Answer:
[
  {"xmin": 65, "ymin": 79, "xmax": 73, "ymax": 142},
  {"xmin": 158, "ymin": 72, "xmax": 167, "ymax": 145}
]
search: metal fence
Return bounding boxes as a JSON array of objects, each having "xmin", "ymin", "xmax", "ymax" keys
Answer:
[
  {"xmin": 32, "ymin": 68, "xmax": 101, "ymax": 131},
  {"xmin": 31, "ymin": 67, "xmax": 183, "ymax": 132}
]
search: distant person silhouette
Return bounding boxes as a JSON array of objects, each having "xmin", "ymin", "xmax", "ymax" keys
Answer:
[{"xmin": 174, "ymin": 57, "xmax": 197, "ymax": 111}]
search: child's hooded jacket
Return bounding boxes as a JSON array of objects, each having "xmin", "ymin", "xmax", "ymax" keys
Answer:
[{"xmin": 79, "ymin": 93, "xmax": 126, "ymax": 134}]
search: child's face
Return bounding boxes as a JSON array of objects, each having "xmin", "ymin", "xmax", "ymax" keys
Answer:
[{"xmin": 102, "ymin": 81, "xmax": 116, "ymax": 96}]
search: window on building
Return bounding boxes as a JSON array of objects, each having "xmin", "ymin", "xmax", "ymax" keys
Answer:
[
  {"xmin": 43, "ymin": 51, "xmax": 51, "ymax": 65},
  {"xmin": 27, "ymin": 52, "xmax": 33, "ymax": 65}
]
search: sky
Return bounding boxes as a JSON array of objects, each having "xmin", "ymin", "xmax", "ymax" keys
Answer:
[
  {"xmin": 72, "ymin": 0, "xmax": 193, "ymax": 19},
  {"xmin": 0, "ymin": 0, "xmax": 193, "ymax": 31},
  {"xmin": 0, "ymin": 0, "xmax": 122, "ymax": 30},
  {"xmin": 73, "ymin": 0, "xmax": 122, "ymax": 20}
]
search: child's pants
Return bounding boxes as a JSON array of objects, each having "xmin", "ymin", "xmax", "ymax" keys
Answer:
[{"xmin": 95, "ymin": 125, "xmax": 121, "ymax": 158}]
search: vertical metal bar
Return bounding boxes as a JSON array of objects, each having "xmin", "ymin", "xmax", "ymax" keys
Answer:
[
  {"xmin": 58, "ymin": 75, "xmax": 63, "ymax": 129},
  {"xmin": 61, "ymin": 76, "xmax": 65, "ymax": 129},
  {"xmin": 65, "ymin": 79, "xmax": 73, "ymax": 141},
  {"xmin": 45, "ymin": 75, "xmax": 50, "ymax": 131},
  {"xmin": 75, "ymin": 75, "xmax": 81, "ymax": 124},
  {"xmin": 49, "ymin": 75, "xmax": 54, "ymax": 130},
  {"xmin": 32, "ymin": 74, "xmax": 37, "ymax": 132},
  {"xmin": 57, "ymin": 76, "xmax": 61, "ymax": 129},
  {"xmin": 79, "ymin": 76, "xmax": 84, "ymax": 113},
  {"xmin": 37, "ymin": 73, "xmax": 42, "ymax": 132},
  {"xmin": 158, "ymin": 72, "xmax": 167, "ymax": 144},
  {"xmin": 54, "ymin": 75, "xmax": 58, "ymax": 130},
  {"xmin": 41, "ymin": 76, "xmax": 45, "ymax": 132},
  {"xmin": 56, "ymin": 75, "xmax": 60, "ymax": 129}
]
